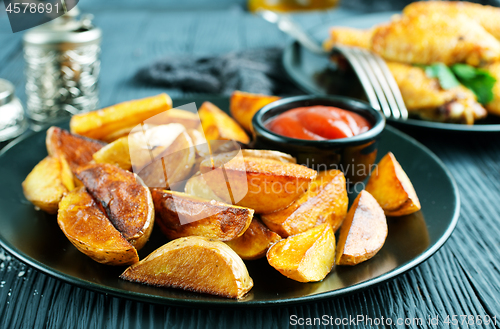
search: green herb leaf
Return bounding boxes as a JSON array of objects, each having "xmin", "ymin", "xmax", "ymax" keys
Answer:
[
  {"xmin": 425, "ymin": 63, "xmax": 460, "ymax": 90},
  {"xmin": 451, "ymin": 64, "xmax": 497, "ymax": 105}
]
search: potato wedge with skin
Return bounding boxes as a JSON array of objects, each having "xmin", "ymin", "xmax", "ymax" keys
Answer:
[
  {"xmin": 200, "ymin": 154, "xmax": 317, "ymax": 214},
  {"xmin": 76, "ymin": 163, "xmax": 154, "ymax": 250},
  {"xmin": 365, "ymin": 152, "xmax": 421, "ymax": 216},
  {"xmin": 199, "ymin": 101, "xmax": 250, "ymax": 144},
  {"xmin": 230, "ymin": 91, "xmax": 280, "ymax": 132},
  {"xmin": 101, "ymin": 123, "xmax": 157, "ymax": 143},
  {"xmin": 184, "ymin": 174, "xmax": 224, "ymax": 202},
  {"xmin": 267, "ymin": 223, "xmax": 335, "ymax": 282},
  {"xmin": 226, "ymin": 218, "xmax": 281, "ymax": 260},
  {"xmin": 58, "ymin": 187, "xmax": 139, "ymax": 265},
  {"xmin": 261, "ymin": 170, "xmax": 348, "ymax": 237},
  {"xmin": 70, "ymin": 93, "xmax": 173, "ymax": 140},
  {"xmin": 152, "ymin": 189, "xmax": 253, "ymax": 241},
  {"xmin": 92, "ymin": 136, "xmax": 131, "ymax": 170},
  {"xmin": 120, "ymin": 236, "xmax": 253, "ymax": 299},
  {"xmin": 336, "ymin": 190, "xmax": 387, "ymax": 266},
  {"xmin": 137, "ymin": 131, "xmax": 195, "ymax": 189},
  {"xmin": 46, "ymin": 126, "xmax": 105, "ymax": 172},
  {"xmin": 22, "ymin": 156, "xmax": 75, "ymax": 214}
]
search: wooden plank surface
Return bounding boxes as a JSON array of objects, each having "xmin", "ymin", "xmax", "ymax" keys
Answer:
[{"xmin": 1, "ymin": 4, "xmax": 500, "ymax": 329}]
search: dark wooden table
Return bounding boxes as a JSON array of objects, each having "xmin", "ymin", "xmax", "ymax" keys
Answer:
[{"xmin": 1, "ymin": 3, "xmax": 500, "ymax": 328}]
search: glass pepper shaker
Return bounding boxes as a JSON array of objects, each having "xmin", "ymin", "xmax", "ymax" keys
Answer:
[{"xmin": 23, "ymin": 7, "xmax": 101, "ymax": 125}]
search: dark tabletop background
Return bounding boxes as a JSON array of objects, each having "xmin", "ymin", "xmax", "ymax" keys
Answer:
[{"xmin": 1, "ymin": 1, "xmax": 500, "ymax": 328}]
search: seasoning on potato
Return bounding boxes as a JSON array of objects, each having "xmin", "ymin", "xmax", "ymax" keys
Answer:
[
  {"xmin": 120, "ymin": 236, "xmax": 254, "ymax": 299},
  {"xmin": 336, "ymin": 190, "xmax": 387, "ymax": 266}
]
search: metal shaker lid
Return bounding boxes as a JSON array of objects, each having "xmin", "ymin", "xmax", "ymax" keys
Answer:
[
  {"xmin": 23, "ymin": 7, "xmax": 101, "ymax": 46},
  {"xmin": 0, "ymin": 79, "xmax": 15, "ymax": 107}
]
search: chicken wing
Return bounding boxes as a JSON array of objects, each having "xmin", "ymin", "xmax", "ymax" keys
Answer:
[
  {"xmin": 403, "ymin": 1, "xmax": 500, "ymax": 41},
  {"xmin": 323, "ymin": 27, "xmax": 374, "ymax": 51},
  {"xmin": 484, "ymin": 62, "xmax": 500, "ymax": 116},
  {"xmin": 371, "ymin": 13, "xmax": 500, "ymax": 66},
  {"xmin": 387, "ymin": 62, "xmax": 487, "ymax": 124}
]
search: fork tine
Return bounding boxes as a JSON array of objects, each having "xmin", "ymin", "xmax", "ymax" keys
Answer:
[
  {"xmin": 336, "ymin": 46, "xmax": 381, "ymax": 113},
  {"xmin": 372, "ymin": 55, "xmax": 409, "ymax": 120},
  {"xmin": 358, "ymin": 49, "xmax": 401, "ymax": 119},
  {"xmin": 349, "ymin": 48, "xmax": 393, "ymax": 118}
]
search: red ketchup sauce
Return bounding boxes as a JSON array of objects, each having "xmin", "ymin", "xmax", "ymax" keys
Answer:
[{"xmin": 265, "ymin": 106, "xmax": 372, "ymax": 140}]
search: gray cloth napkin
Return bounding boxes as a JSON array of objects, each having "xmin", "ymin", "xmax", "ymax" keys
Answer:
[{"xmin": 135, "ymin": 48, "xmax": 303, "ymax": 96}]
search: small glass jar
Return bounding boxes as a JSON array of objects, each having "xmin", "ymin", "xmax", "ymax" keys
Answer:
[
  {"xmin": 23, "ymin": 7, "xmax": 101, "ymax": 125},
  {"xmin": 0, "ymin": 79, "xmax": 28, "ymax": 142}
]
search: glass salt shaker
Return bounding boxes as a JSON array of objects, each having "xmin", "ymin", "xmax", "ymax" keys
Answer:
[
  {"xmin": 23, "ymin": 7, "xmax": 101, "ymax": 125},
  {"xmin": 0, "ymin": 79, "xmax": 28, "ymax": 142}
]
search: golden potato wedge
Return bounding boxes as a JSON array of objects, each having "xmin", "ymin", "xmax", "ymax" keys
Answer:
[
  {"xmin": 184, "ymin": 174, "xmax": 224, "ymax": 202},
  {"xmin": 365, "ymin": 152, "xmax": 421, "ymax": 217},
  {"xmin": 92, "ymin": 136, "xmax": 131, "ymax": 170},
  {"xmin": 229, "ymin": 91, "xmax": 280, "ymax": 132},
  {"xmin": 200, "ymin": 154, "xmax": 317, "ymax": 213},
  {"xmin": 267, "ymin": 223, "xmax": 335, "ymax": 282},
  {"xmin": 120, "ymin": 236, "xmax": 253, "ymax": 299},
  {"xmin": 46, "ymin": 126, "xmax": 105, "ymax": 172},
  {"xmin": 76, "ymin": 163, "xmax": 154, "ymax": 250},
  {"xmin": 242, "ymin": 149, "xmax": 296, "ymax": 164},
  {"xmin": 22, "ymin": 156, "xmax": 75, "ymax": 214},
  {"xmin": 261, "ymin": 170, "xmax": 348, "ymax": 237},
  {"xmin": 70, "ymin": 93, "xmax": 172, "ymax": 140},
  {"xmin": 199, "ymin": 101, "xmax": 250, "ymax": 144},
  {"xmin": 336, "ymin": 190, "xmax": 387, "ymax": 266},
  {"xmin": 137, "ymin": 130, "xmax": 195, "ymax": 189},
  {"xmin": 128, "ymin": 123, "xmax": 187, "ymax": 173},
  {"xmin": 58, "ymin": 187, "xmax": 139, "ymax": 265},
  {"xmin": 226, "ymin": 218, "xmax": 281, "ymax": 260},
  {"xmin": 152, "ymin": 189, "xmax": 253, "ymax": 241},
  {"xmin": 100, "ymin": 123, "xmax": 157, "ymax": 143}
]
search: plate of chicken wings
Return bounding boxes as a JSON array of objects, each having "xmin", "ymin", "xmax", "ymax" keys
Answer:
[{"xmin": 283, "ymin": 1, "xmax": 500, "ymax": 132}]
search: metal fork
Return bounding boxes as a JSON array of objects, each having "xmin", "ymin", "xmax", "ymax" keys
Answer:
[{"xmin": 258, "ymin": 10, "xmax": 408, "ymax": 120}]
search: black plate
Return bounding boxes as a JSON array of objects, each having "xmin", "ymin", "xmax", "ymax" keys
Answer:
[
  {"xmin": 282, "ymin": 12, "xmax": 500, "ymax": 133},
  {"xmin": 0, "ymin": 96, "xmax": 459, "ymax": 308}
]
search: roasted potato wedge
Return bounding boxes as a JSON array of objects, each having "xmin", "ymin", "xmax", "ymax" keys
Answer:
[
  {"xmin": 365, "ymin": 152, "xmax": 421, "ymax": 216},
  {"xmin": 226, "ymin": 218, "xmax": 281, "ymax": 260},
  {"xmin": 242, "ymin": 149, "xmax": 296, "ymax": 164},
  {"xmin": 92, "ymin": 136, "xmax": 131, "ymax": 170},
  {"xmin": 199, "ymin": 101, "xmax": 250, "ymax": 144},
  {"xmin": 267, "ymin": 223, "xmax": 335, "ymax": 282},
  {"xmin": 152, "ymin": 189, "xmax": 253, "ymax": 241},
  {"xmin": 137, "ymin": 130, "xmax": 195, "ymax": 189},
  {"xmin": 101, "ymin": 123, "xmax": 157, "ymax": 143},
  {"xmin": 184, "ymin": 174, "xmax": 224, "ymax": 202},
  {"xmin": 200, "ymin": 153, "xmax": 317, "ymax": 213},
  {"xmin": 229, "ymin": 91, "xmax": 280, "ymax": 132},
  {"xmin": 70, "ymin": 93, "xmax": 172, "ymax": 140},
  {"xmin": 58, "ymin": 187, "xmax": 139, "ymax": 265},
  {"xmin": 261, "ymin": 170, "xmax": 348, "ymax": 237},
  {"xmin": 76, "ymin": 163, "xmax": 154, "ymax": 250},
  {"xmin": 22, "ymin": 156, "xmax": 75, "ymax": 214},
  {"xmin": 120, "ymin": 236, "xmax": 253, "ymax": 299},
  {"xmin": 336, "ymin": 190, "xmax": 387, "ymax": 266},
  {"xmin": 46, "ymin": 126, "xmax": 105, "ymax": 172}
]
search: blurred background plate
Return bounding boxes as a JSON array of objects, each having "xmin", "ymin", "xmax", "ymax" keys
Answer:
[
  {"xmin": 0, "ymin": 96, "xmax": 459, "ymax": 307},
  {"xmin": 282, "ymin": 12, "xmax": 500, "ymax": 133}
]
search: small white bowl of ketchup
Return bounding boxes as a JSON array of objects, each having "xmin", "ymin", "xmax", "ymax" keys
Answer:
[{"xmin": 252, "ymin": 96, "xmax": 385, "ymax": 182}]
